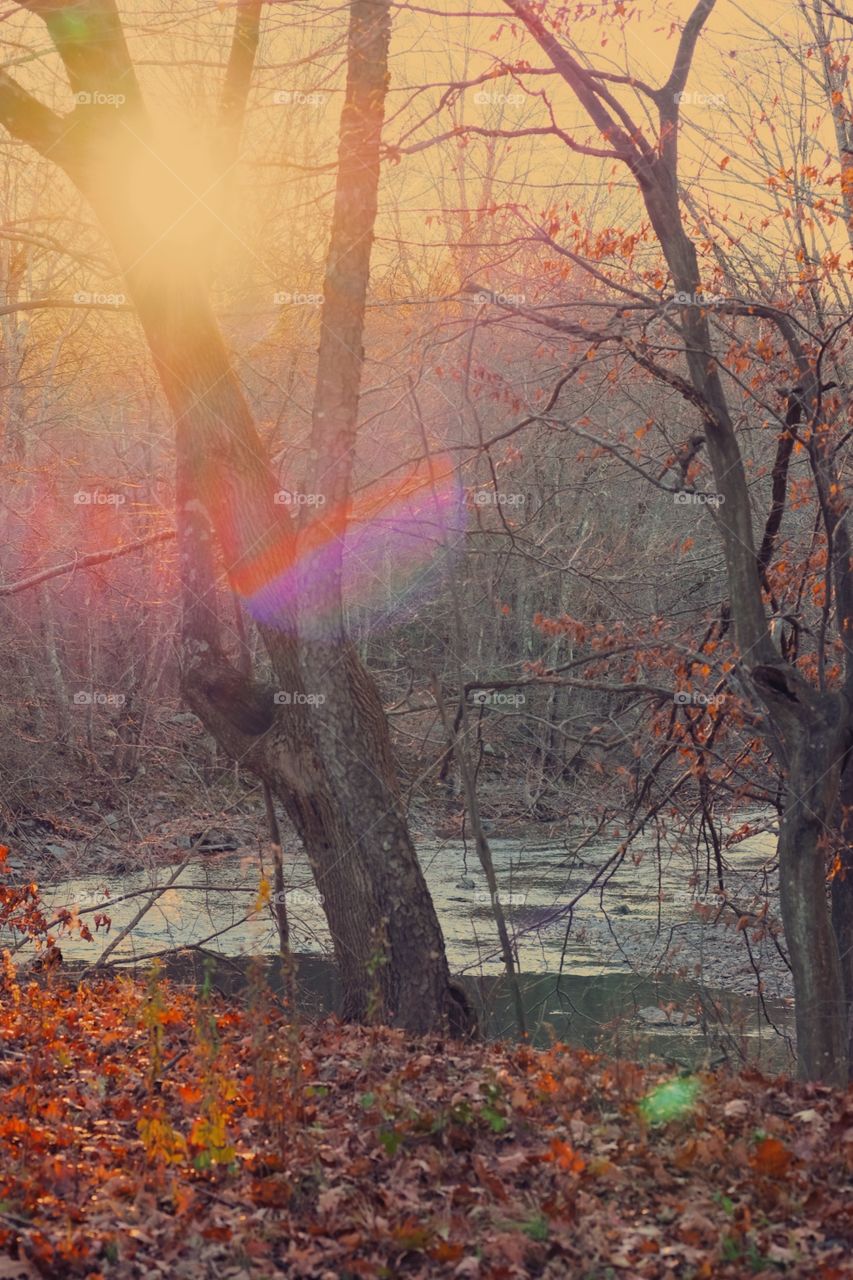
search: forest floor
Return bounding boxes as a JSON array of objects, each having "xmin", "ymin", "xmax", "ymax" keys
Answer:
[
  {"xmin": 0, "ymin": 969, "xmax": 849, "ymax": 1280},
  {"xmin": 1, "ymin": 760, "xmax": 555, "ymax": 880},
  {"xmin": 0, "ymin": 692, "xmax": 573, "ymax": 881}
]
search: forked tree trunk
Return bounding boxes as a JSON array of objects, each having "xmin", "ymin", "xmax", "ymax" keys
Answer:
[
  {"xmin": 0, "ymin": 0, "xmax": 475, "ymax": 1037},
  {"xmin": 124, "ymin": 276, "xmax": 472, "ymax": 1035}
]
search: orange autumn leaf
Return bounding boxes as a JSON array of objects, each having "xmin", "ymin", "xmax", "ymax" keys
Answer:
[
  {"xmin": 201, "ymin": 1224, "xmax": 232, "ymax": 1242},
  {"xmin": 536, "ymin": 1071, "xmax": 559, "ymax": 1094},
  {"xmin": 430, "ymin": 1241, "xmax": 465, "ymax": 1262},
  {"xmin": 544, "ymin": 1137, "xmax": 586, "ymax": 1173},
  {"xmin": 750, "ymin": 1137, "xmax": 792, "ymax": 1176}
]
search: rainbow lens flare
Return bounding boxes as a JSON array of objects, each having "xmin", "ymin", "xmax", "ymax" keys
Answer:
[{"xmin": 234, "ymin": 454, "xmax": 464, "ymax": 632}]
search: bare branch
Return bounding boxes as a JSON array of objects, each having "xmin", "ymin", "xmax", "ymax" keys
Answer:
[
  {"xmin": 16, "ymin": 0, "xmax": 143, "ymax": 107},
  {"xmin": 660, "ymin": 0, "xmax": 718, "ymax": 101},
  {"xmin": 387, "ymin": 122, "xmax": 617, "ymax": 162},
  {"xmin": 658, "ymin": 0, "xmax": 718, "ymax": 175},
  {"xmin": 502, "ymin": 0, "xmax": 656, "ymax": 169},
  {"xmin": 0, "ymin": 70, "xmax": 77, "ymax": 169},
  {"xmin": 0, "ymin": 531, "xmax": 174, "ymax": 597}
]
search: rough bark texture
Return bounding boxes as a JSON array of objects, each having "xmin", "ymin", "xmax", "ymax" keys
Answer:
[
  {"xmin": 832, "ymin": 761, "xmax": 853, "ymax": 1070},
  {"xmin": 773, "ymin": 698, "xmax": 850, "ymax": 1085},
  {"xmin": 0, "ymin": 0, "xmax": 476, "ymax": 1039},
  {"xmin": 135, "ymin": 275, "xmax": 472, "ymax": 1037}
]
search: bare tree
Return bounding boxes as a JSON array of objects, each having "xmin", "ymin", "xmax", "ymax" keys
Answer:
[
  {"xmin": 486, "ymin": 0, "xmax": 851, "ymax": 1083},
  {"xmin": 0, "ymin": 0, "xmax": 474, "ymax": 1036}
]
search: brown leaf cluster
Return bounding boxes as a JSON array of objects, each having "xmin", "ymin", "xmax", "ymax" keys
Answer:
[{"xmin": 0, "ymin": 972, "xmax": 850, "ymax": 1278}]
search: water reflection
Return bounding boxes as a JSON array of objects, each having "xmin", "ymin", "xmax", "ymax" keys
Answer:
[
  {"xmin": 12, "ymin": 822, "xmax": 791, "ymax": 1070},
  {"xmin": 156, "ymin": 950, "xmax": 793, "ymax": 1074}
]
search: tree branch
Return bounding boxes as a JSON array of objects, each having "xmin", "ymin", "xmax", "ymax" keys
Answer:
[
  {"xmin": 16, "ymin": 0, "xmax": 143, "ymax": 107},
  {"xmin": 388, "ymin": 122, "xmax": 618, "ymax": 162},
  {"xmin": 660, "ymin": 0, "xmax": 717, "ymax": 101},
  {"xmin": 502, "ymin": 0, "xmax": 656, "ymax": 170},
  {"xmin": 0, "ymin": 70, "xmax": 77, "ymax": 170},
  {"xmin": 0, "ymin": 530, "xmax": 174, "ymax": 597}
]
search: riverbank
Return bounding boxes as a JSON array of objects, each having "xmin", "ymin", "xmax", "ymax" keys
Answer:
[{"xmin": 5, "ymin": 802, "xmax": 792, "ymax": 1045}]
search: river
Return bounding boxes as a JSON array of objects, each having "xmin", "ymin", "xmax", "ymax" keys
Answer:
[{"xmin": 13, "ymin": 816, "xmax": 793, "ymax": 1068}]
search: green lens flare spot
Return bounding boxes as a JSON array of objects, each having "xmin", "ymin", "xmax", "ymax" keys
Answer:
[
  {"xmin": 54, "ymin": 12, "xmax": 91, "ymax": 43},
  {"xmin": 638, "ymin": 1075, "xmax": 701, "ymax": 1126}
]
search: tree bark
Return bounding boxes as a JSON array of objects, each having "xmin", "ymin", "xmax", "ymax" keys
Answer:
[
  {"xmin": 832, "ymin": 759, "xmax": 853, "ymax": 1069},
  {"xmin": 127, "ymin": 277, "xmax": 469, "ymax": 1034},
  {"xmin": 778, "ymin": 713, "xmax": 850, "ymax": 1086},
  {"xmin": 0, "ymin": 0, "xmax": 475, "ymax": 1037}
]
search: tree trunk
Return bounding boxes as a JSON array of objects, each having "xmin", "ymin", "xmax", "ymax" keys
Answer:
[
  {"xmin": 0, "ymin": 0, "xmax": 475, "ymax": 1038},
  {"xmin": 832, "ymin": 758, "xmax": 853, "ymax": 1070},
  {"xmin": 117, "ymin": 279, "xmax": 470, "ymax": 1035},
  {"xmin": 501, "ymin": 0, "xmax": 853, "ymax": 1081},
  {"xmin": 37, "ymin": 583, "xmax": 72, "ymax": 746},
  {"xmin": 779, "ymin": 719, "xmax": 849, "ymax": 1086}
]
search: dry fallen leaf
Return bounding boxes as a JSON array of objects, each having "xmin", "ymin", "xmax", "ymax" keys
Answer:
[{"xmin": 793, "ymin": 1108, "xmax": 821, "ymax": 1123}]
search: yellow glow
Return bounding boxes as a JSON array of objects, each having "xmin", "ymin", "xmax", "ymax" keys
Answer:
[{"xmin": 95, "ymin": 117, "xmax": 226, "ymax": 280}]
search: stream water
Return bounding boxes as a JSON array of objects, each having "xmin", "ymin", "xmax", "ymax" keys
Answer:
[{"xmin": 17, "ymin": 817, "xmax": 793, "ymax": 1069}]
